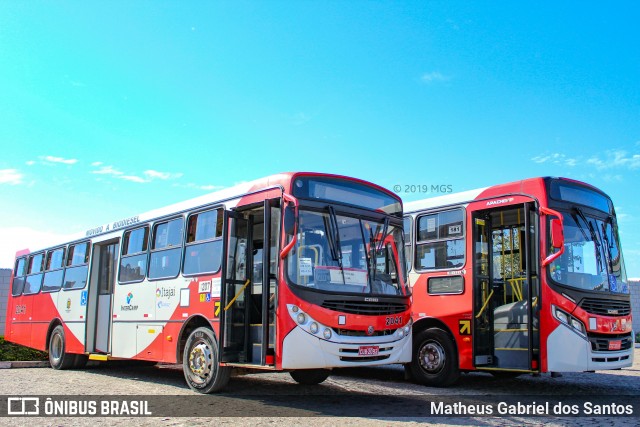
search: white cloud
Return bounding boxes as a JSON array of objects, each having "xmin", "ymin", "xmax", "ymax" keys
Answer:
[
  {"xmin": 0, "ymin": 227, "xmax": 76, "ymax": 268},
  {"xmin": 92, "ymin": 165, "xmax": 124, "ymax": 176},
  {"xmin": 42, "ymin": 155, "xmax": 78, "ymax": 165},
  {"xmin": 144, "ymin": 170, "xmax": 183, "ymax": 180},
  {"xmin": 0, "ymin": 169, "xmax": 24, "ymax": 185},
  {"xmin": 421, "ymin": 71, "xmax": 451, "ymax": 83},
  {"xmin": 119, "ymin": 175, "xmax": 147, "ymax": 183},
  {"xmin": 91, "ymin": 161, "xmax": 103, "ymax": 167},
  {"xmin": 533, "ymin": 149, "xmax": 640, "ymax": 171}
]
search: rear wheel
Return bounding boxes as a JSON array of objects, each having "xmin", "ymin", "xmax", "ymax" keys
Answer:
[
  {"xmin": 183, "ymin": 327, "xmax": 231, "ymax": 393},
  {"xmin": 48, "ymin": 325, "xmax": 75, "ymax": 370},
  {"xmin": 290, "ymin": 369, "xmax": 331, "ymax": 385},
  {"xmin": 409, "ymin": 328, "xmax": 460, "ymax": 387}
]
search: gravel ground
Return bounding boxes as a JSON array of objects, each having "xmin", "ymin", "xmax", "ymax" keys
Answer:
[{"xmin": 2, "ymin": 349, "xmax": 639, "ymax": 426}]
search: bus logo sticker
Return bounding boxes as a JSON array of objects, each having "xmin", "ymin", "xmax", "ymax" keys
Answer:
[
  {"xmin": 80, "ymin": 291, "xmax": 88, "ymax": 306},
  {"xmin": 65, "ymin": 298, "xmax": 72, "ymax": 312},
  {"xmin": 121, "ymin": 293, "xmax": 138, "ymax": 311},
  {"xmin": 459, "ymin": 320, "xmax": 471, "ymax": 335}
]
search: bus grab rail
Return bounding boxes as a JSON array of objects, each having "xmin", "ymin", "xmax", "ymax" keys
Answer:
[{"xmin": 540, "ymin": 206, "xmax": 565, "ymax": 267}]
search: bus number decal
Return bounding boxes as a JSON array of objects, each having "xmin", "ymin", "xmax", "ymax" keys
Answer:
[{"xmin": 385, "ymin": 316, "xmax": 402, "ymax": 326}]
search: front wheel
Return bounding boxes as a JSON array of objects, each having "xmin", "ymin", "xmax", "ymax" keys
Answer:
[
  {"xmin": 290, "ymin": 369, "xmax": 331, "ymax": 385},
  {"xmin": 48, "ymin": 325, "xmax": 75, "ymax": 370},
  {"xmin": 182, "ymin": 327, "xmax": 231, "ymax": 394},
  {"xmin": 408, "ymin": 328, "xmax": 460, "ymax": 387}
]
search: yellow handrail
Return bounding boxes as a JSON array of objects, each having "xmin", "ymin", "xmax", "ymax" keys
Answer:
[
  {"xmin": 224, "ymin": 279, "xmax": 251, "ymax": 311},
  {"xmin": 475, "ymin": 289, "xmax": 494, "ymax": 319}
]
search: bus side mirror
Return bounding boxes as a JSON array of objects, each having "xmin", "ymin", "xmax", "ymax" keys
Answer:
[
  {"xmin": 551, "ymin": 218, "xmax": 564, "ymax": 249},
  {"xmin": 283, "ymin": 203, "xmax": 296, "ymax": 235}
]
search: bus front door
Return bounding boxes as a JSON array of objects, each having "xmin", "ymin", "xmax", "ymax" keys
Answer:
[
  {"xmin": 220, "ymin": 201, "xmax": 278, "ymax": 366},
  {"xmin": 472, "ymin": 203, "xmax": 540, "ymax": 372},
  {"xmin": 86, "ymin": 239, "xmax": 119, "ymax": 354}
]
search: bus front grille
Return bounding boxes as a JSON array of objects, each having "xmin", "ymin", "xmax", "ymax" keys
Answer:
[
  {"xmin": 579, "ymin": 298, "xmax": 631, "ymax": 316},
  {"xmin": 587, "ymin": 332, "xmax": 633, "ymax": 352},
  {"xmin": 321, "ymin": 300, "xmax": 408, "ymax": 315}
]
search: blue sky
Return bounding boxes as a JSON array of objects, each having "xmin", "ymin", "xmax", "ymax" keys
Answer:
[{"xmin": 0, "ymin": 2, "xmax": 639, "ymax": 277}]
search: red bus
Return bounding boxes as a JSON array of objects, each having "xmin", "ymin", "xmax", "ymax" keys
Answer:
[
  {"xmin": 5, "ymin": 172, "xmax": 412, "ymax": 393},
  {"xmin": 403, "ymin": 177, "xmax": 632, "ymax": 386}
]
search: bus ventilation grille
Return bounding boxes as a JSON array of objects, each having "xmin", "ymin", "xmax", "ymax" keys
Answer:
[
  {"xmin": 579, "ymin": 298, "xmax": 631, "ymax": 316},
  {"xmin": 321, "ymin": 300, "xmax": 408, "ymax": 315},
  {"xmin": 587, "ymin": 333, "xmax": 633, "ymax": 352}
]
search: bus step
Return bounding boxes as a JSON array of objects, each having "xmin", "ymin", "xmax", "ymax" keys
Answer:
[
  {"xmin": 249, "ymin": 324, "xmax": 275, "ymax": 345},
  {"xmin": 88, "ymin": 354, "xmax": 110, "ymax": 361}
]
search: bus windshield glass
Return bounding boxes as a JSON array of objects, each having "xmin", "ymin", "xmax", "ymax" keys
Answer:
[
  {"xmin": 549, "ymin": 211, "xmax": 628, "ymax": 294},
  {"xmin": 287, "ymin": 209, "xmax": 407, "ymax": 296}
]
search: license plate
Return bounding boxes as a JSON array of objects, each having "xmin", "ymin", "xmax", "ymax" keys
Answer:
[
  {"xmin": 358, "ymin": 345, "xmax": 379, "ymax": 356},
  {"xmin": 609, "ymin": 340, "xmax": 622, "ymax": 351}
]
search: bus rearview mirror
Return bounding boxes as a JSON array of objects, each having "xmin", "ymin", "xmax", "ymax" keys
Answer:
[
  {"xmin": 284, "ymin": 204, "xmax": 296, "ymax": 235},
  {"xmin": 551, "ymin": 218, "xmax": 564, "ymax": 249}
]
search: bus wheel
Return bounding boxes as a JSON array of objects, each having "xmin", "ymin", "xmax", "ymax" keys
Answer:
[
  {"xmin": 289, "ymin": 369, "xmax": 331, "ymax": 385},
  {"xmin": 183, "ymin": 327, "xmax": 231, "ymax": 394},
  {"xmin": 409, "ymin": 328, "xmax": 459, "ymax": 387},
  {"xmin": 48, "ymin": 325, "xmax": 75, "ymax": 370}
]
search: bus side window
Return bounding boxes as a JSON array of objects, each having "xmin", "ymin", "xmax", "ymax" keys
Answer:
[
  {"xmin": 43, "ymin": 247, "xmax": 66, "ymax": 293},
  {"xmin": 119, "ymin": 226, "xmax": 149, "ymax": 284},
  {"xmin": 11, "ymin": 257, "xmax": 27, "ymax": 296},
  {"xmin": 64, "ymin": 242, "xmax": 90, "ymax": 290},
  {"xmin": 149, "ymin": 217, "xmax": 184, "ymax": 280},
  {"xmin": 23, "ymin": 253, "xmax": 45, "ymax": 295},
  {"xmin": 183, "ymin": 208, "xmax": 223, "ymax": 275}
]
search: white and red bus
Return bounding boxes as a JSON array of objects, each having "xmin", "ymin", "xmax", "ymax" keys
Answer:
[
  {"xmin": 403, "ymin": 177, "xmax": 632, "ymax": 386},
  {"xmin": 5, "ymin": 172, "xmax": 412, "ymax": 393}
]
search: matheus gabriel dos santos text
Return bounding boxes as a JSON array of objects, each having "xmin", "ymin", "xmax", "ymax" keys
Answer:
[{"xmin": 431, "ymin": 401, "xmax": 634, "ymax": 416}]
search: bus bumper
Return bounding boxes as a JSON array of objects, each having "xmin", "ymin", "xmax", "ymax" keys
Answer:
[
  {"xmin": 281, "ymin": 326, "xmax": 412, "ymax": 369},
  {"xmin": 547, "ymin": 325, "xmax": 634, "ymax": 372}
]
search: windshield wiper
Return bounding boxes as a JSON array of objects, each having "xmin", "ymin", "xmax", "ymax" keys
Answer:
[
  {"xmin": 359, "ymin": 220, "xmax": 374, "ymax": 292},
  {"xmin": 326, "ymin": 206, "xmax": 346, "ymax": 284},
  {"xmin": 573, "ymin": 207, "xmax": 605, "ymax": 273},
  {"xmin": 376, "ymin": 216, "xmax": 390, "ymax": 253}
]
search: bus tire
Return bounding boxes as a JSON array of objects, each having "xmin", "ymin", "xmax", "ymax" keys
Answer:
[
  {"xmin": 183, "ymin": 327, "xmax": 231, "ymax": 394},
  {"xmin": 409, "ymin": 327, "xmax": 460, "ymax": 387},
  {"xmin": 289, "ymin": 369, "xmax": 331, "ymax": 385},
  {"xmin": 48, "ymin": 325, "xmax": 75, "ymax": 370}
]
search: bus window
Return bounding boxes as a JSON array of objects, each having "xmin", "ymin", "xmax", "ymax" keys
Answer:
[
  {"xmin": 43, "ymin": 247, "xmax": 66, "ymax": 293},
  {"xmin": 23, "ymin": 253, "xmax": 45, "ymax": 295},
  {"xmin": 183, "ymin": 209, "xmax": 223, "ymax": 275},
  {"xmin": 63, "ymin": 242, "xmax": 90, "ymax": 290},
  {"xmin": 11, "ymin": 257, "xmax": 28, "ymax": 296},
  {"xmin": 149, "ymin": 217, "xmax": 184, "ymax": 280},
  {"xmin": 119, "ymin": 226, "xmax": 149, "ymax": 283},
  {"xmin": 416, "ymin": 209, "xmax": 465, "ymax": 271}
]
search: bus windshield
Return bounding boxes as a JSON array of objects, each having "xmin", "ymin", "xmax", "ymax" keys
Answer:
[
  {"xmin": 549, "ymin": 211, "xmax": 628, "ymax": 294},
  {"xmin": 287, "ymin": 209, "xmax": 407, "ymax": 296}
]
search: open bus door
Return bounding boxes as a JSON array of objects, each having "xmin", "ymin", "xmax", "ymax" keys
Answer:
[
  {"xmin": 220, "ymin": 199, "xmax": 278, "ymax": 366},
  {"xmin": 472, "ymin": 202, "xmax": 540, "ymax": 373}
]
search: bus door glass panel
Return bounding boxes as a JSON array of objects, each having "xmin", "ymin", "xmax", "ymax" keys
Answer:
[
  {"xmin": 94, "ymin": 241, "xmax": 119, "ymax": 353},
  {"xmin": 221, "ymin": 211, "xmax": 250, "ymax": 363},
  {"xmin": 473, "ymin": 204, "xmax": 536, "ymax": 370}
]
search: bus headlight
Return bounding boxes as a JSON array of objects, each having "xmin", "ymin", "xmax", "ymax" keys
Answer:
[
  {"xmin": 323, "ymin": 328, "xmax": 332, "ymax": 339},
  {"xmin": 310, "ymin": 322, "xmax": 319, "ymax": 334},
  {"xmin": 397, "ymin": 329, "xmax": 405, "ymax": 338},
  {"xmin": 297, "ymin": 313, "xmax": 307, "ymax": 325},
  {"xmin": 553, "ymin": 305, "xmax": 585, "ymax": 336}
]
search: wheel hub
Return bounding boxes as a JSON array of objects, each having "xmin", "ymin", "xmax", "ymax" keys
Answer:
[
  {"xmin": 419, "ymin": 341, "xmax": 445, "ymax": 373},
  {"xmin": 188, "ymin": 342, "xmax": 212, "ymax": 382}
]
